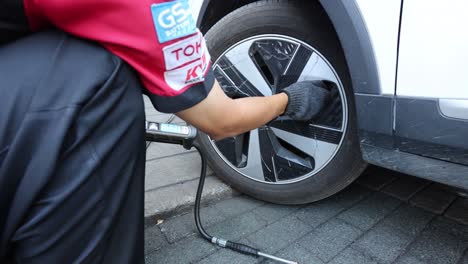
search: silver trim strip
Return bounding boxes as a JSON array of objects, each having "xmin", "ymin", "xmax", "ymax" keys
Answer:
[{"xmin": 439, "ymin": 99, "xmax": 468, "ymax": 121}]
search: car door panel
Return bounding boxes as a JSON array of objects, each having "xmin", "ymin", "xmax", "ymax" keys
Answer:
[{"xmin": 397, "ymin": 0, "xmax": 468, "ymax": 99}]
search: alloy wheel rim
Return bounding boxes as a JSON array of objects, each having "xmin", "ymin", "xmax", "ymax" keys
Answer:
[{"xmin": 210, "ymin": 34, "xmax": 348, "ymax": 185}]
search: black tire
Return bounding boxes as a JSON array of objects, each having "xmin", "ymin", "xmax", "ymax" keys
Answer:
[{"xmin": 198, "ymin": 0, "xmax": 367, "ymax": 204}]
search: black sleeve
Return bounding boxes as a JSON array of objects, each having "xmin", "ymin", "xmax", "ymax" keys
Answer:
[
  {"xmin": 146, "ymin": 67, "xmax": 215, "ymax": 113},
  {"xmin": 0, "ymin": 0, "xmax": 30, "ymax": 45}
]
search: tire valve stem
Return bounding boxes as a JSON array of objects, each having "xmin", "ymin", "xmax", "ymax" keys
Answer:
[{"xmin": 211, "ymin": 237, "xmax": 298, "ymax": 264}]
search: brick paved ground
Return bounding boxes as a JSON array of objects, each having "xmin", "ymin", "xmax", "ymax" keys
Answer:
[{"xmin": 144, "ymin": 168, "xmax": 468, "ymax": 264}]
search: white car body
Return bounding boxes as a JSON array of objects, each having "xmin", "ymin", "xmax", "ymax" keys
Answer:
[{"xmin": 343, "ymin": 0, "xmax": 468, "ymax": 118}]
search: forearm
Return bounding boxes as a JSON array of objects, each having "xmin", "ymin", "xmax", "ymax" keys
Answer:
[
  {"xmin": 177, "ymin": 80, "xmax": 288, "ymax": 140},
  {"xmin": 223, "ymin": 93, "xmax": 288, "ymax": 139}
]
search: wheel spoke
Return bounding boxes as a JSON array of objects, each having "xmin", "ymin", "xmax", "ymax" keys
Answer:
[
  {"xmin": 294, "ymin": 51, "xmax": 345, "ymax": 130},
  {"xmin": 257, "ymin": 128, "xmax": 276, "ymax": 182},
  {"xmin": 275, "ymin": 45, "xmax": 314, "ymax": 89},
  {"xmin": 258, "ymin": 128, "xmax": 314, "ymax": 181},
  {"xmin": 223, "ymin": 40, "xmax": 272, "ymax": 96},
  {"xmin": 269, "ymin": 119, "xmax": 343, "ymax": 144},
  {"xmin": 249, "ymin": 39, "xmax": 301, "ymax": 92},
  {"xmin": 297, "ymin": 52, "xmax": 339, "ymax": 84},
  {"xmin": 238, "ymin": 129, "xmax": 265, "ymax": 181},
  {"xmin": 213, "ymin": 65, "xmax": 253, "ymax": 98},
  {"xmin": 271, "ymin": 127, "xmax": 339, "ymax": 173},
  {"xmin": 214, "ymin": 134, "xmax": 247, "ymax": 167}
]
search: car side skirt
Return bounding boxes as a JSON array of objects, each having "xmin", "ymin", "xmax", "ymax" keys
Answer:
[
  {"xmin": 395, "ymin": 97, "xmax": 468, "ymax": 166},
  {"xmin": 362, "ymin": 144, "xmax": 468, "ymax": 190}
]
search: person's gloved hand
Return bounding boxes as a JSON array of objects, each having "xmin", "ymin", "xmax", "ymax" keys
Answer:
[{"xmin": 282, "ymin": 80, "xmax": 332, "ymax": 121}]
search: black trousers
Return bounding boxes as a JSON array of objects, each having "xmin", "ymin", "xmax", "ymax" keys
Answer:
[{"xmin": 0, "ymin": 31, "xmax": 146, "ymax": 263}]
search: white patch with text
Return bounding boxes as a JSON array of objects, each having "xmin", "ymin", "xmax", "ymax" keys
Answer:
[
  {"xmin": 164, "ymin": 51, "xmax": 211, "ymax": 91},
  {"xmin": 163, "ymin": 31, "xmax": 207, "ymax": 70}
]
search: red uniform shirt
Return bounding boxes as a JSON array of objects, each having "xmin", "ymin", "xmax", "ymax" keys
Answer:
[{"xmin": 23, "ymin": 0, "xmax": 214, "ymax": 113}]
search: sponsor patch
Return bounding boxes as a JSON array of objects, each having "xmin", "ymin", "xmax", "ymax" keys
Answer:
[
  {"xmin": 151, "ymin": 0, "xmax": 197, "ymax": 43},
  {"xmin": 164, "ymin": 51, "xmax": 211, "ymax": 91},
  {"xmin": 163, "ymin": 31, "xmax": 207, "ymax": 70}
]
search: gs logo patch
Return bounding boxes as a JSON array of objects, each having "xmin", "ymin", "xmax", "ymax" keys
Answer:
[{"xmin": 151, "ymin": 0, "xmax": 197, "ymax": 43}]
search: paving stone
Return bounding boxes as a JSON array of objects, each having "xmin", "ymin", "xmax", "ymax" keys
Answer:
[
  {"xmin": 298, "ymin": 219, "xmax": 363, "ymax": 262},
  {"xmin": 206, "ymin": 212, "xmax": 268, "ymax": 242},
  {"xmin": 159, "ymin": 206, "xmax": 226, "ymax": 243},
  {"xmin": 145, "ymin": 224, "xmax": 169, "ymax": 255},
  {"xmin": 145, "ymin": 111, "xmax": 174, "ymax": 122},
  {"xmin": 146, "ymin": 142, "xmax": 194, "ymax": 161},
  {"xmin": 394, "ymin": 255, "xmax": 426, "ymax": 264},
  {"xmin": 145, "ymin": 175, "xmax": 236, "ymax": 219},
  {"xmin": 173, "ymin": 116, "xmax": 186, "ymax": 124},
  {"xmin": 330, "ymin": 184, "xmax": 373, "ymax": 209},
  {"xmin": 329, "ymin": 247, "xmax": 377, "ymax": 264},
  {"xmin": 448, "ymin": 186, "xmax": 468, "ymax": 198},
  {"xmin": 145, "ymin": 236, "xmax": 217, "ymax": 264},
  {"xmin": 262, "ymin": 243, "xmax": 324, "ymax": 264},
  {"xmin": 428, "ymin": 217, "xmax": 468, "ymax": 239},
  {"xmin": 460, "ymin": 251, "xmax": 468, "ymax": 264},
  {"xmin": 143, "ymin": 95, "xmax": 152, "ymax": 106},
  {"xmin": 198, "ymin": 205, "xmax": 229, "ymax": 227},
  {"xmin": 410, "ymin": 183, "xmax": 457, "ymax": 214},
  {"xmin": 197, "ymin": 239, "xmax": 258, "ymax": 264},
  {"xmin": 159, "ymin": 213, "xmax": 195, "ymax": 244},
  {"xmin": 145, "ymin": 152, "xmax": 204, "ymax": 191},
  {"xmin": 269, "ymin": 215, "xmax": 313, "ymax": 244},
  {"xmin": 197, "ymin": 250, "xmax": 257, "ymax": 264},
  {"xmin": 295, "ymin": 200, "xmax": 346, "ymax": 229},
  {"xmin": 352, "ymin": 223, "xmax": 413, "ymax": 263},
  {"xmin": 246, "ymin": 228, "xmax": 287, "ymax": 255},
  {"xmin": 213, "ymin": 196, "xmax": 264, "ymax": 218},
  {"xmin": 445, "ymin": 197, "xmax": 468, "ymax": 225},
  {"xmin": 144, "ymin": 102, "xmax": 161, "ymax": 112},
  {"xmin": 295, "ymin": 184, "xmax": 371, "ymax": 228},
  {"xmin": 246, "ymin": 216, "xmax": 311, "ymax": 254},
  {"xmin": 397, "ymin": 218, "xmax": 468, "ymax": 264},
  {"xmin": 252, "ymin": 203, "xmax": 300, "ymax": 224},
  {"xmin": 356, "ymin": 167, "xmax": 397, "ymax": 190},
  {"xmin": 145, "ymin": 112, "xmax": 185, "ymax": 124},
  {"xmin": 380, "ymin": 204, "xmax": 434, "ymax": 236},
  {"xmin": 338, "ymin": 192, "xmax": 401, "ymax": 231},
  {"xmin": 382, "ymin": 175, "xmax": 430, "ymax": 201},
  {"xmin": 144, "ymin": 99, "xmax": 171, "ymax": 120}
]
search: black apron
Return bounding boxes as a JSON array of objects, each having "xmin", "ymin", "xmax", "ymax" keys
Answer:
[{"xmin": 0, "ymin": 21, "xmax": 146, "ymax": 264}]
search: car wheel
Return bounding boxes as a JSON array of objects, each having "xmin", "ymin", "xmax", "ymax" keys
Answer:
[{"xmin": 198, "ymin": 0, "xmax": 367, "ymax": 204}]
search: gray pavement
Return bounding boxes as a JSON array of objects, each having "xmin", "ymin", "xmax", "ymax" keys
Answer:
[{"xmin": 144, "ymin": 169, "xmax": 468, "ymax": 264}]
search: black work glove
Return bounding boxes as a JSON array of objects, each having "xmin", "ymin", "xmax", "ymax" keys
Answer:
[{"xmin": 282, "ymin": 80, "xmax": 332, "ymax": 121}]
